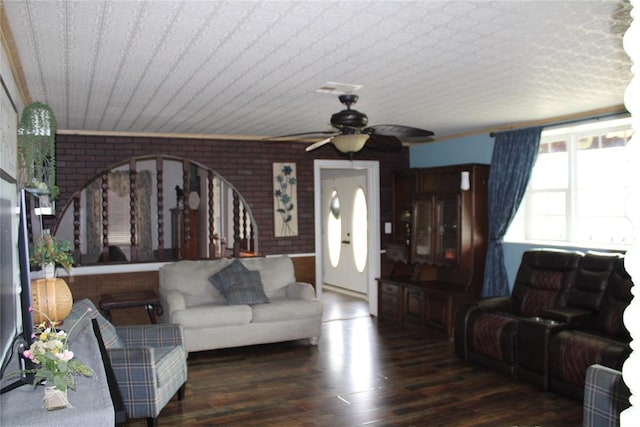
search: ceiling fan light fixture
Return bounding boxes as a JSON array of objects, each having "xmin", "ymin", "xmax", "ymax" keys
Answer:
[{"xmin": 333, "ymin": 134, "xmax": 369, "ymax": 153}]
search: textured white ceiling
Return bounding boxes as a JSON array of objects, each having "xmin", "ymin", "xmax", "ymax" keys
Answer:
[{"xmin": 3, "ymin": 0, "xmax": 633, "ymax": 141}]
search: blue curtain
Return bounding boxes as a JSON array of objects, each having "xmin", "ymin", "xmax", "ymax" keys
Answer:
[{"xmin": 482, "ymin": 127, "xmax": 542, "ymax": 297}]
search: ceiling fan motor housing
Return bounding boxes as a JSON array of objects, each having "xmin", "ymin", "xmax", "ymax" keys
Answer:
[{"xmin": 331, "ymin": 108, "xmax": 368, "ymax": 130}]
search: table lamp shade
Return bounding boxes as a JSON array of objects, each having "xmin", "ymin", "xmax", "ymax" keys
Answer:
[{"xmin": 31, "ymin": 278, "xmax": 73, "ymax": 324}]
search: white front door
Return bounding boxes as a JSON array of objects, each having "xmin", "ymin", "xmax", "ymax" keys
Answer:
[
  {"xmin": 321, "ymin": 169, "xmax": 368, "ymax": 294},
  {"xmin": 314, "ymin": 159, "xmax": 380, "ymax": 316}
]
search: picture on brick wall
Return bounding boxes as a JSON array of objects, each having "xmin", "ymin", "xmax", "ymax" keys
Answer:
[{"xmin": 273, "ymin": 162, "xmax": 298, "ymax": 237}]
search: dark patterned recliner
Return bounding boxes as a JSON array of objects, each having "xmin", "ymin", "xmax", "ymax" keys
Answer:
[
  {"xmin": 454, "ymin": 249, "xmax": 583, "ymax": 376},
  {"xmin": 540, "ymin": 252, "xmax": 621, "ymax": 324},
  {"xmin": 548, "ymin": 257, "xmax": 632, "ymax": 400},
  {"xmin": 515, "ymin": 251, "xmax": 621, "ymax": 388}
]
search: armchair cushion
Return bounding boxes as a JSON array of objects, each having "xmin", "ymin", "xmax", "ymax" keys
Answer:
[{"xmin": 209, "ymin": 259, "xmax": 270, "ymax": 305}]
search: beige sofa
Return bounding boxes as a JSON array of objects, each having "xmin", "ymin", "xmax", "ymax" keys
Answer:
[{"xmin": 158, "ymin": 256, "xmax": 322, "ymax": 353}]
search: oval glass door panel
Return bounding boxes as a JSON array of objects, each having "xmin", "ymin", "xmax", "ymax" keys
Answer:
[
  {"xmin": 327, "ymin": 190, "xmax": 341, "ymax": 267},
  {"xmin": 352, "ymin": 187, "xmax": 368, "ymax": 272}
]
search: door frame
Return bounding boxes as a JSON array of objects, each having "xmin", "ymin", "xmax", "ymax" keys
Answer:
[{"xmin": 313, "ymin": 159, "xmax": 380, "ymax": 316}]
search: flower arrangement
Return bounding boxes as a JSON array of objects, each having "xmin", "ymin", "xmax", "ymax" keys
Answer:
[
  {"xmin": 20, "ymin": 307, "xmax": 94, "ymax": 392},
  {"xmin": 29, "ymin": 232, "xmax": 74, "ymax": 274}
]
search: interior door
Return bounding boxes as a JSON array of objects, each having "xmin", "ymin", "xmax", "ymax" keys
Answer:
[{"xmin": 322, "ymin": 170, "xmax": 368, "ymax": 294}]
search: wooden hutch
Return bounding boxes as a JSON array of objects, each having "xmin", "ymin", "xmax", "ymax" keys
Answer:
[{"xmin": 377, "ymin": 163, "xmax": 489, "ymax": 339}]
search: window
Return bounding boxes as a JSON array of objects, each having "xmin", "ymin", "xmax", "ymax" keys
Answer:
[
  {"xmin": 107, "ymin": 190, "xmax": 131, "ymax": 245},
  {"xmin": 506, "ymin": 117, "xmax": 634, "ymax": 249},
  {"xmin": 327, "ymin": 190, "xmax": 341, "ymax": 267},
  {"xmin": 352, "ymin": 187, "xmax": 368, "ymax": 273}
]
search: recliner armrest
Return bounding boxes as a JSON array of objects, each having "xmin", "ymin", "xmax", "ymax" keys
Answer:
[
  {"xmin": 116, "ymin": 323, "xmax": 185, "ymax": 349},
  {"xmin": 475, "ymin": 296, "xmax": 517, "ymax": 313},
  {"xmin": 540, "ymin": 307, "xmax": 594, "ymax": 324},
  {"xmin": 286, "ymin": 282, "xmax": 317, "ymax": 300}
]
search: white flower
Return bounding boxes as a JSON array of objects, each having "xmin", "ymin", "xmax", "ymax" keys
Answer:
[{"xmin": 55, "ymin": 350, "xmax": 74, "ymax": 361}]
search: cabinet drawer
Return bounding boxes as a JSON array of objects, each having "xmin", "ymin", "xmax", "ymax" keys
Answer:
[
  {"xmin": 403, "ymin": 288, "xmax": 426, "ymax": 323},
  {"xmin": 426, "ymin": 294, "xmax": 448, "ymax": 329},
  {"xmin": 380, "ymin": 282, "xmax": 400, "ymax": 296},
  {"xmin": 380, "ymin": 292, "xmax": 399, "ymax": 307}
]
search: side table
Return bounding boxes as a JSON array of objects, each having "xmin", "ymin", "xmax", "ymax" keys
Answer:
[
  {"xmin": 99, "ymin": 290, "xmax": 163, "ymax": 324},
  {"xmin": 516, "ymin": 316, "xmax": 564, "ymax": 389}
]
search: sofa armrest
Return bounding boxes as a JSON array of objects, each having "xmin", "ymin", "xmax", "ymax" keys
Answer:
[
  {"xmin": 583, "ymin": 364, "xmax": 630, "ymax": 427},
  {"xmin": 475, "ymin": 296, "xmax": 517, "ymax": 313},
  {"xmin": 115, "ymin": 323, "xmax": 185, "ymax": 349},
  {"xmin": 286, "ymin": 282, "xmax": 317, "ymax": 300},
  {"xmin": 160, "ymin": 289, "xmax": 186, "ymax": 320}
]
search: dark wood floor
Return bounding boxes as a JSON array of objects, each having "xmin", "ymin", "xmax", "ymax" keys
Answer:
[{"xmin": 125, "ymin": 291, "xmax": 583, "ymax": 426}]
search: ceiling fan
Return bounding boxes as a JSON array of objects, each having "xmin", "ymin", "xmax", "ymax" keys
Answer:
[{"xmin": 278, "ymin": 94, "xmax": 435, "ymax": 156}]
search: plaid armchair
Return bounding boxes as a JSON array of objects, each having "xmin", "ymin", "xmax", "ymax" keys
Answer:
[
  {"xmin": 67, "ymin": 299, "xmax": 188, "ymax": 427},
  {"xmin": 583, "ymin": 364, "xmax": 630, "ymax": 427}
]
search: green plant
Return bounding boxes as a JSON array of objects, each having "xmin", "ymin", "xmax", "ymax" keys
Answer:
[
  {"xmin": 29, "ymin": 233, "xmax": 75, "ymax": 274},
  {"xmin": 17, "ymin": 102, "xmax": 59, "ymax": 199}
]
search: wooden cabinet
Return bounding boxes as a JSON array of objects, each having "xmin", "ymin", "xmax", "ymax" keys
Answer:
[
  {"xmin": 391, "ymin": 171, "xmax": 415, "ymax": 247},
  {"xmin": 403, "ymin": 284, "xmax": 426, "ymax": 323},
  {"xmin": 412, "ymin": 194, "xmax": 461, "ymax": 266},
  {"xmin": 377, "ymin": 278, "xmax": 481, "ymax": 339},
  {"xmin": 379, "ymin": 164, "xmax": 489, "ymax": 339},
  {"xmin": 378, "ymin": 280, "xmax": 402, "ymax": 322},
  {"xmin": 171, "ymin": 208, "xmax": 199, "ymax": 259}
]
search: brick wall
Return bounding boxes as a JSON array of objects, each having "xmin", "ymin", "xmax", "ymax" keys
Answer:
[{"xmin": 53, "ymin": 134, "xmax": 409, "ymax": 255}]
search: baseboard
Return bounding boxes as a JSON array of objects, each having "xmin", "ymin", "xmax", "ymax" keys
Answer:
[{"xmin": 323, "ymin": 284, "xmax": 368, "ymax": 300}]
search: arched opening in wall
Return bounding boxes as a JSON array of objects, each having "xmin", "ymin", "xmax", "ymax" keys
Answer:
[{"xmin": 53, "ymin": 155, "xmax": 258, "ymax": 265}]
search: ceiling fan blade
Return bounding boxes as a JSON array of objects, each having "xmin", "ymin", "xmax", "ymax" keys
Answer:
[
  {"xmin": 269, "ymin": 130, "xmax": 336, "ymax": 140},
  {"xmin": 305, "ymin": 137, "xmax": 333, "ymax": 152},
  {"xmin": 364, "ymin": 134, "xmax": 403, "ymax": 151},
  {"xmin": 364, "ymin": 124, "xmax": 435, "ymax": 141}
]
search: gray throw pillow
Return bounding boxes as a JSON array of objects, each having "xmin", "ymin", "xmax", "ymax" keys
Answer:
[{"xmin": 208, "ymin": 259, "xmax": 269, "ymax": 305}]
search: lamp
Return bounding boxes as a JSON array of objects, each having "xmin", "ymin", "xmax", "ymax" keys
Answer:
[
  {"xmin": 332, "ymin": 134, "xmax": 369, "ymax": 153},
  {"xmin": 460, "ymin": 171, "xmax": 470, "ymax": 191},
  {"xmin": 31, "ymin": 278, "xmax": 73, "ymax": 325}
]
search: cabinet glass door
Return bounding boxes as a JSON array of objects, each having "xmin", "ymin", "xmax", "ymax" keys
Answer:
[
  {"xmin": 411, "ymin": 198, "xmax": 433, "ymax": 263},
  {"xmin": 436, "ymin": 196, "xmax": 459, "ymax": 264}
]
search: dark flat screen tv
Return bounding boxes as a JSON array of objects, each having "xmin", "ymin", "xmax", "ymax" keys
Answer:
[{"xmin": 0, "ymin": 189, "xmax": 37, "ymax": 393}]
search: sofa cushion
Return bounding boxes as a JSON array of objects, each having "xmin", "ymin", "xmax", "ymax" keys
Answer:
[
  {"xmin": 209, "ymin": 259, "xmax": 270, "ymax": 305},
  {"xmin": 159, "ymin": 259, "xmax": 233, "ymax": 306},
  {"xmin": 241, "ymin": 256, "xmax": 295, "ymax": 299},
  {"xmin": 251, "ymin": 298, "xmax": 322, "ymax": 322},
  {"xmin": 172, "ymin": 304, "xmax": 252, "ymax": 328}
]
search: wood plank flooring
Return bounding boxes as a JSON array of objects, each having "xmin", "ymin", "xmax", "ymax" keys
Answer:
[{"xmin": 124, "ymin": 291, "xmax": 583, "ymax": 426}]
